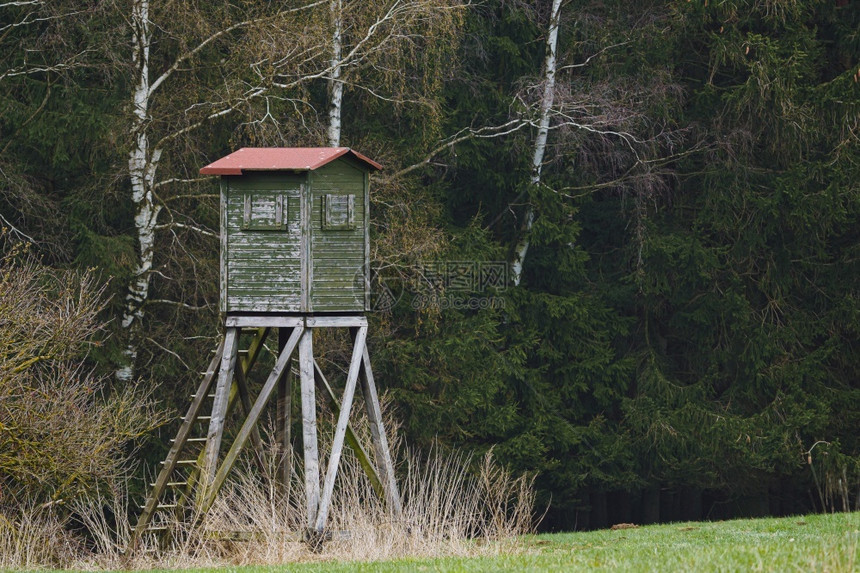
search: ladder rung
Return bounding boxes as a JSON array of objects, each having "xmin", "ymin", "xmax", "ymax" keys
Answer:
[
  {"xmin": 161, "ymin": 459, "xmax": 198, "ymax": 466},
  {"xmin": 137, "ymin": 501, "xmax": 180, "ymax": 510}
]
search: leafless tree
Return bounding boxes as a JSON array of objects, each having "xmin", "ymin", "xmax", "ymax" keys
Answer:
[{"xmin": 389, "ymin": 2, "xmax": 689, "ymax": 285}]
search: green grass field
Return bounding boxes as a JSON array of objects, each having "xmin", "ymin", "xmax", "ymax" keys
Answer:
[{"xmin": 161, "ymin": 512, "xmax": 857, "ymax": 573}]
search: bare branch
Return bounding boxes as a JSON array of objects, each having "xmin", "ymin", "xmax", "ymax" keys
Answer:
[
  {"xmin": 147, "ymin": 1, "xmax": 328, "ymax": 96},
  {"xmin": 0, "ymin": 57, "xmax": 85, "ymax": 82},
  {"xmin": 153, "ymin": 177, "xmax": 211, "ymax": 190},
  {"xmin": 153, "ymin": 87, "xmax": 267, "ymax": 151},
  {"xmin": 557, "ymin": 40, "xmax": 631, "ymax": 72},
  {"xmin": 146, "ymin": 300, "xmax": 212, "ymax": 312},
  {"xmin": 0, "ymin": 212, "xmax": 36, "ymax": 243},
  {"xmin": 0, "ymin": 7, "xmax": 84, "ymax": 34},
  {"xmin": 154, "ymin": 222, "xmax": 218, "ymax": 239},
  {"xmin": 163, "ymin": 194, "xmax": 218, "ymax": 203},
  {"xmin": 145, "ymin": 336, "xmax": 192, "ymax": 369},
  {"xmin": 394, "ymin": 119, "xmax": 530, "ymax": 178},
  {"xmin": 0, "ymin": 1, "xmax": 42, "ymax": 7}
]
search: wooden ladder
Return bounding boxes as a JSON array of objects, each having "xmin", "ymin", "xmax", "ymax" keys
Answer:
[{"xmin": 130, "ymin": 327, "xmax": 269, "ymax": 550}]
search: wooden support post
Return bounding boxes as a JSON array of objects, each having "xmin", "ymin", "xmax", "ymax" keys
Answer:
[
  {"xmin": 314, "ymin": 325, "xmax": 368, "ymax": 532},
  {"xmin": 299, "ymin": 327, "xmax": 320, "ymax": 528},
  {"xmin": 360, "ymin": 343, "xmax": 403, "ymax": 517},
  {"xmin": 200, "ymin": 326, "xmax": 304, "ymax": 512},
  {"xmin": 276, "ymin": 328, "xmax": 293, "ymax": 493},
  {"xmin": 203, "ymin": 328, "xmax": 239, "ymax": 487}
]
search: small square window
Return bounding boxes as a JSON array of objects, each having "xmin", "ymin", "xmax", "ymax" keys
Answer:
[
  {"xmin": 323, "ymin": 194, "xmax": 355, "ymax": 230},
  {"xmin": 242, "ymin": 193, "xmax": 287, "ymax": 231}
]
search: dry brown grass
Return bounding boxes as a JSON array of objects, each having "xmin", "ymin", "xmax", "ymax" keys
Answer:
[
  {"xmin": 0, "ymin": 432, "xmax": 536, "ymax": 570},
  {"xmin": 0, "ymin": 502, "xmax": 81, "ymax": 570},
  {"xmin": 120, "ymin": 442, "xmax": 535, "ymax": 568}
]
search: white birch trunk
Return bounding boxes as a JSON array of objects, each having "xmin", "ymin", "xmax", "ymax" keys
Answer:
[
  {"xmin": 327, "ymin": 0, "xmax": 343, "ymax": 147},
  {"xmin": 510, "ymin": 0, "xmax": 562, "ymax": 287},
  {"xmin": 118, "ymin": 0, "xmax": 162, "ymax": 382}
]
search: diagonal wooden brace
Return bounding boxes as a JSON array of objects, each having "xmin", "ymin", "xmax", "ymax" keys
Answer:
[
  {"xmin": 199, "ymin": 326, "xmax": 304, "ymax": 513},
  {"xmin": 313, "ymin": 325, "xmax": 368, "ymax": 532},
  {"xmin": 359, "ymin": 343, "xmax": 403, "ymax": 518},
  {"xmin": 312, "ymin": 359, "xmax": 384, "ymax": 501}
]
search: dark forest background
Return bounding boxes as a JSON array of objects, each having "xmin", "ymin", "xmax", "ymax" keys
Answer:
[{"xmin": 1, "ymin": 0, "xmax": 858, "ymax": 531}]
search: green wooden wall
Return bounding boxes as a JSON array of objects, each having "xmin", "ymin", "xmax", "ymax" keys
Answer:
[
  {"xmin": 309, "ymin": 161, "xmax": 367, "ymax": 312},
  {"xmin": 222, "ymin": 173, "xmax": 303, "ymax": 313}
]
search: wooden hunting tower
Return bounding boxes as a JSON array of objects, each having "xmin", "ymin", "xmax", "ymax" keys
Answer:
[
  {"xmin": 132, "ymin": 148, "xmax": 399, "ymax": 551},
  {"xmin": 200, "ymin": 147, "xmax": 381, "ymax": 314}
]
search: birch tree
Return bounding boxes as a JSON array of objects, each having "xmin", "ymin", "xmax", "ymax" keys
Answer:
[
  {"xmin": 120, "ymin": 0, "xmax": 155, "ymax": 382},
  {"xmin": 500, "ymin": 1, "xmax": 686, "ymax": 286},
  {"xmin": 327, "ymin": 0, "xmax": 344, "ymax": 146},
  {"xmin": 321, "ymin": 0, "xmax": 465, "ymax": 147},
  {"xmin": 509, "ymin": 0, "xmax": 561, "ymax": 287},
  {"xmin": 315, "ymin": 0, "xmax": 469, "ymax": 294},
  {"xmin": 117, "ymin": 0, "xmax": 301, "ymax": 381}
]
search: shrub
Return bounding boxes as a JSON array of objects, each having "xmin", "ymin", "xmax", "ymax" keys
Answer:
[{"xmin": 0, "ymin": 250, "xmax": 166, "ymax": 565}]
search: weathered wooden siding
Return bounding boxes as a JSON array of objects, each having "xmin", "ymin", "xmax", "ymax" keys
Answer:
[
  {"xmin": 220, "ymin": 159, "xmax": 370, "ymax": 315},
  {"xmin": 309, "ymin": 161, "xmax": 367, "ymax": 312},
  {"xmin": 223, "ymin": 173, "xmax": 304, "ymax": 313}
]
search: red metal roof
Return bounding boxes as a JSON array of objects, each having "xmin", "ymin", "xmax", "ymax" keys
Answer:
[{"xmin": 199, "ymin": 147, "xmax": 383, "ymax": 175}]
